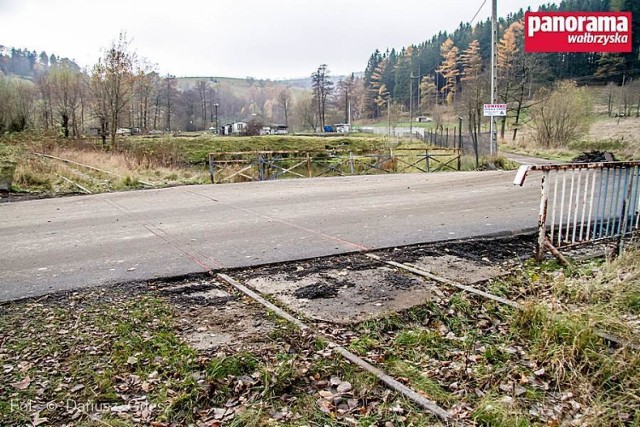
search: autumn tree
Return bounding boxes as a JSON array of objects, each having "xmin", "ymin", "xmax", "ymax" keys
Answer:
[
  {"xmin": 419, "ymin": 75, "xmax": 437, "ymax": 111},
  {"xmin": 436, "ymin": 38, "xmax": 459, "ymax": 105},
  {"xmin": 376, "ymin": 83, "xmax": 390, "ymax": 112},
  {"xmin": 460, "ymin": 39, "xmax": 486, "ymax": 163},
  {"xmin": 496, "ymin": 21, "xmax": 523, "ymax": 138}
]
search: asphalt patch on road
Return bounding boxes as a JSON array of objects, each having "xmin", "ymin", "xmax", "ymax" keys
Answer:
[
  {"xmin": 232, "ymin": 234, "xmax": 538, "ymax": 323},
  {"xmin": 246, "ymin": 266, "xmax": 437, "ymax": 324},
  {"xmin": 382, "ymin": 233, "xmax": 536, "ymax": 265}
]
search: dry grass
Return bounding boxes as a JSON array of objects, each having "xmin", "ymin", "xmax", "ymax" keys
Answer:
[
  {"xmin": 6, "ymin": 139, "xmax": 209, "ymax": 194},
  {"xmin": 504, "ymin": 116, "xmax": 640, "ymax": 161}
]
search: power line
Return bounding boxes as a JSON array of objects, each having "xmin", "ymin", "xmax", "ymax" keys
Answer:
[{"xmin": 470, "ymin": 0, "xmax": 487, "ymax": 25}]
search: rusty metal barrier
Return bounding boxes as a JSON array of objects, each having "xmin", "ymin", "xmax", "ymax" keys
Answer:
[
  {"xmin": 208, "ymin": 148, "xmax": 461, "ymax": 184},
  {"xmin": 515, "ymin": 161, "xmax": 640, "ymax": 260}
]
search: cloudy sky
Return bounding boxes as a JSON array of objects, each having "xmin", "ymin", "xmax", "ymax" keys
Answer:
[{"xmin": 1, "ymin": 0, "xmax": 549, "ymax": 79}]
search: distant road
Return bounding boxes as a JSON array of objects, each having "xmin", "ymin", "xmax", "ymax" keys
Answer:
[
  {"xmin": 0, "ymin": 171, "xmax": 541, "ymax": 302},
  {"xmin": 504, "ymin": 151, "xmax": 561, "ymax": 165}
]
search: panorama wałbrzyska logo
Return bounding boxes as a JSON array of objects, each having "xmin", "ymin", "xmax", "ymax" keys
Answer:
[{"xmin": 525, "ymin": 11, "xmax": 632, "ymax": 53}]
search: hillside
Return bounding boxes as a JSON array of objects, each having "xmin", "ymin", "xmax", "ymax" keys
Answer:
[
  {"xmin": 0, "ymin": 45, "xmax": 80, "ymax": 80},
  {"xmin": 361, "ymin": 0, "xmax": 640, "ymax": 117}
]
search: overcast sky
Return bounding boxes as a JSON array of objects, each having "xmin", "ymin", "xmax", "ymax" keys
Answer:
[{"xmin": 1, "ymin": 0, "xmax": 550, "ymax": 79}]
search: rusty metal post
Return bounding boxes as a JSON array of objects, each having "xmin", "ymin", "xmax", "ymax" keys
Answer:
[
  {"xmin": 618, "ymin": 166, "xmax": 636, "ymax": 255},
  {"xmin": 349, "ymin": 151, "xmax": 355, "ymax": 175},
  {"xmin": 536, "ymin": 170, "xmax": 550, "ymax": 260},
  {"xmin": 258, "ymin": 154, "xmax": 265, "ymax": 181},
  {"xmin": 208, "ymin": 154, "xmax": 215, "ymax": 184}
]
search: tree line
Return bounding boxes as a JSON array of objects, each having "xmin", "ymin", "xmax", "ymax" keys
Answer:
[
  {"xmin": 0, "ymin": 37, "xmax": 372, "ymax": 138},
  {"xmin": 361, "ymin": 0, "xmax": 639, "ymax": 119}
]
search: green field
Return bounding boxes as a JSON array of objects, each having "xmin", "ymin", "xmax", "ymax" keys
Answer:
[{"xmin": 124, "ymin": 133, "xmax": 394, "ymax": 165}]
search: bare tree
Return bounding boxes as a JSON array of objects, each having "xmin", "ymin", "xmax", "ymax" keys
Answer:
[
  {"xmin": 336, "ymin": 74, "xmax": 355, "ymax": 124},
  {"xmin": 47, "ymin": 62, "xmax": 83, "ymax": 138},
  {"xmin": 294, "ymin": 93, "xmax": 318, "ymax": 132},
  {"xmin": 163, "ymin": 75, "xmax": 177, "ymax": 131},
  {"xmin": 206, "ymin": 84, "xmax": 217, "ymax": 127},
  {"xmin": 195, "ymin": 80, "xmax": 209, "ymax": 129},
  {"xmin": 132, "ymin": 60, "xmax": 159, "ymax": 131},
  {"xmin": 88, "ymin": 62, "xmax": 110, "ymax": 145},
  {"xmin": 311, "ymin": 64, "xmax": 333, "ymax": 130},
  {"xmin": 277, "ymin": 87, "xmax": 291, "ymax": 127},
  {"xmin": 103, "ymin": 32, "xmax": 135, "ymax": 144},
  {"xmin": 87, "ymin": 60, "xmax": 112, "ymax": 145}
]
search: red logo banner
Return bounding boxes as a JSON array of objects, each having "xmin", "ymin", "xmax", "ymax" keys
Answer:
[{"xmin": 525, "ymin": 11, "xmax": 632, "ymax": 53}]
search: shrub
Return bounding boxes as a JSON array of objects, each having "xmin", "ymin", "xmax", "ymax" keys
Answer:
[{"xmin": 530, "ymin": 81, "xmax": 592, "ymax": 148}]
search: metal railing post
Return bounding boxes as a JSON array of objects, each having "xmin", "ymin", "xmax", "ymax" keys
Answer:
[
  {"xmin": 349, "ymin": 151, "xmax": 355, "ymax": 175},
  {"xmin": 209, "ymin": 154, "xmax": 215, "ymax": 184},
  {"xmin": 518, "ymin": 161, "xmax": 640, "ymax": 262},
  {"xmin": 618, "ymin": 166, "xmax": 636, "ymax": 255},
  {"xmin": 536, "ymin": 170, "xmax": 550, "ymax": 261}
]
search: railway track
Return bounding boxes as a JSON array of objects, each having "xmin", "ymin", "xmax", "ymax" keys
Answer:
[{"xmin": 152, "ymin": 235, "xmax": 639, "ymax": 424}]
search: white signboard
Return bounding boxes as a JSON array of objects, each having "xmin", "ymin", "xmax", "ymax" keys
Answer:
[{"xmin": 483, "ymin": 103, "xmax": 507, "ymax": 117}]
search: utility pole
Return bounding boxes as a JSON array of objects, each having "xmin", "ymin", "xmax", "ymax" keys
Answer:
[
  {"xmin": 490, "ymin": 0, "xmax": 498, "ymax": 156},
  {"xmin": 617, "ymin": 74, "xmax": 626, "ymax": 125},
  {"xmin": 417, "ymin": 64, "xmax": 422, "ymax": 111},
  {"xmin": 214, "ymin": 103, "xmax": 219, "ymax": 134},
  {"xmin": 388, "ymin": 98, "xmax": 391, "ymax": 138},
  {"xmin": 435, "ymin": 71, "xmax": 440, "ymax": 108},
  {"xmin": 410, "ymin": 74, "xmax": 413, "ymax": 143}
]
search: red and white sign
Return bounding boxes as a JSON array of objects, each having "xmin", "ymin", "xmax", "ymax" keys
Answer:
[
  {"xmin": 483, "ymin": 103, "xmax": 507, "ymax": 117},
  {"xmin": 525, "ymin": 11, "xmax": 632, "ymax": 53}
]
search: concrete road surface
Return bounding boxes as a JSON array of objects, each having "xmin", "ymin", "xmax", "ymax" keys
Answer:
[{"xmin": 0, "ymin": 171, "xmax": 541, "ymax": 301}]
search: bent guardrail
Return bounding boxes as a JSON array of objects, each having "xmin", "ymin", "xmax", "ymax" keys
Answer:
[{"xmin": 515, "ymin": 161, "xmax": 640, "ymax": 260}]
